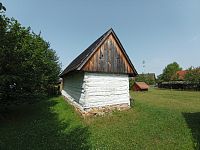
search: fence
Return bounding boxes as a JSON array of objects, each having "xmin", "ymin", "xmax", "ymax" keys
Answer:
[
  {"xmin": 158, "ymin": 81, "xmax": 200, "ymax": 91},
  {"xmin": 47, "ymin": 85, "xmax": 61, "ymax": 96}
]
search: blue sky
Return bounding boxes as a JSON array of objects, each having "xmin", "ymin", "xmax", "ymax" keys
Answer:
[{"xmin": 2, "ymin": 0, "xmax": 200, "ymax": 75}]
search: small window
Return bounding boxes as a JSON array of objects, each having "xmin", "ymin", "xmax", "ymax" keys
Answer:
[{"xmin": 99, "ymin": 49, "xmax": 104, "ymax": 59}]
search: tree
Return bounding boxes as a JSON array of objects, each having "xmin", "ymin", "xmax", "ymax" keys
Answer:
[
  {"xmin": 135, "ymin": 73, "xmax": 156, "ymax": 85},
  {"xmin": 0, "ymin": 13, "xmax": 61, "ymax": 107},
  {"xmin": 0, "ymin": 2, "xmax": 6, "ymax": 12},
  {"xmin": 129, "ymin": 78, "xmax": 134, "ymax": 90},
  {"xmin": 184, "ymin": 67, "xmax": 200, "ymax": 83},
  {"xmin": 158, "ymin": 62, "xmax": 182, "ymax": 82}
]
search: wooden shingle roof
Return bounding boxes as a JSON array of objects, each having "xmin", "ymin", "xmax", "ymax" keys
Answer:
[{"xmin": 60, "ymin": 28, "xmax": 137, "ymax": 77}]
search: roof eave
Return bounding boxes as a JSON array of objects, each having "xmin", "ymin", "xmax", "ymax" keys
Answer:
[{"xmin": 77, "ymin": 30, "xmax": 112, "ymax": 70}]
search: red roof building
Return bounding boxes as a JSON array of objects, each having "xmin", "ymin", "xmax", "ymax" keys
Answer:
[
  {"xmin": 176, "ymin": 70, "xmax": 187, "ymax": 80},
  {"xmin": 133, "ymin": 82, "xmax": 149, "ymax": 91}
]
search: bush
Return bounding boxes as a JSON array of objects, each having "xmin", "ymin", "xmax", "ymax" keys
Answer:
[{"xmin": 129, "ymin": 78, "xmax": 135, "ymax": 90}]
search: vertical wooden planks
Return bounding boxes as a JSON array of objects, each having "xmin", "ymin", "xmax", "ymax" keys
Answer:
[
  {"xmin": 104, "ymin": 41, "xmax": 108, "ymax": 72},
  {"xmin": 94, "ymin": 50, "xmax": 97, "ymax": 71},
  {"xmin": 111, "ymin": 40, "xmax": 115, "ymax": 73},
  {"xmin": 108, "ymin": 40, "xmax": 111, "ymax": 72},
  {"xmin": 82, "ymin": 34, "xmax": 134, "ymax": 74},
  {"xmin": 99, "ymin": 46, "xmax": 104, "ymax": 72}
]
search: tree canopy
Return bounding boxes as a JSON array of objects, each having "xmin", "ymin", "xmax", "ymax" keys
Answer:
[
  {"xmin": 158, "ymin": 62, "xmax": 182, "ymax": 82},
  {"xmin": 135, "ymin": 73, "xmax": 156, "ymax": 85},
  {"xmin": 0, "ymin": 12, "xmax": 61, "ymax": 107},
  {"xmin": 184, "ymin": 67, "xmax": 200, "ymax": 83},
  {"xmin": 0, "ymin": 2, "xmax": 6, "ymax": 12}
]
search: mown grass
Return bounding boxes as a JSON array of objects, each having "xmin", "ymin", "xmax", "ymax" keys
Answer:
[
  {"xmin": 0, "ymin": 97, "xmax": 90, "ymax": 150},
  {"xmin": 87, "ymin": 89, "xmax": 200, "ymax": 149},
  {"xmin": 0, "ymin": 89, "xmax": 200, "ymax": 149}
]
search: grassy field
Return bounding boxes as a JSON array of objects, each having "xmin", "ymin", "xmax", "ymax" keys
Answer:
[{"xmin": 0, "ymin": 89, "xmax": 200, "ymax": 150}]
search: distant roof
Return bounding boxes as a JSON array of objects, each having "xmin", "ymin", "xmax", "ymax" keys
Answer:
[
  {"xmin": 176, "ymin": 70, "xmax": 187, "ymax": 80},
  {"xmin": 135, "ymin": 82, "xmax": 149, "ymax": 89},
  {"xmin": 60, "ymin": 28, "xmax": 137, "ymax": 77}
]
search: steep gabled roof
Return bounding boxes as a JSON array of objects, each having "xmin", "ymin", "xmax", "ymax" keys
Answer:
[{"xmin": 60, "ymin": 28, "xmax": 137, "ymax": 77}]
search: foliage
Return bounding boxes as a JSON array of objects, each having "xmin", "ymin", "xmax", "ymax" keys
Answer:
[
  {"xmin": 0, "ymin": 2, "xmax": 6, "ymax": 12},
  {"xmin": 158, "ymin": 81, "xmax": 200, "ymax": 91},
  {"xmin": 158, "ymin": 62, "xmax": 182, "ymax": 82},
  {"xmin": 129, "ymin": 78, "xmax": 135, "ymax": 89},
  {"xmin": 0, "ymin": 13, "xmax": 61, "ymax": 107},
  {"xmin": 129, "ymin": 73, "xmax": 156, "ymax": 90},
  {"xmin": 184, "ymin": 67, "xmax": 200, "ymax": 83},
  {"xmin": 135, "ymin": 73, "xmax": 156, "ymax": 85},
  {"xmin": 1, "ymin": 90, "xmax": 200, "ymax": 149}
]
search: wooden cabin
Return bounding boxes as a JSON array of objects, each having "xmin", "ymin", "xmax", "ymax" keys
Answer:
[
  {"xmin": 60, "ymin": 28, "xmax": 137, "ymax": 113},
  {"xmin": 133, "ymin": 82, "xmax": 149, "ymax": 91}
]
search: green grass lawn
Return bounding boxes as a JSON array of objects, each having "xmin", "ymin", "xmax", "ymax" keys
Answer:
[{"xmin": 0, "ymin": 89, "xmax": 200, "ymax": 150}]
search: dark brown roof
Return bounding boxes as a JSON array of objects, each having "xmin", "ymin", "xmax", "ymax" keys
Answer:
[
  {"xmin": 60, "ymin": 28, "xmax": 137, "ymax": 77},
  {"xmin": 135, "ymin": 82, "xmax": 149, "ymax": 89}
]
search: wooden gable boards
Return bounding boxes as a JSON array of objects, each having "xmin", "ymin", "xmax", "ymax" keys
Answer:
[
  {"xmin": 60, "ymin": 28, "xmax": 137, "ymax": 77},
  {"xmin": 82, "ymin": 32, "xmax": 136, "ymax": 75}
]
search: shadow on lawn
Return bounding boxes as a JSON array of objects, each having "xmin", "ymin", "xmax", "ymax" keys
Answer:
[
  {"xmin": 183, "ymin": 112, "xmax": 200, "ymax": 150},
  {"xmin": 0, "ymin": 97, "xmax": 90, "ymax": 150}
]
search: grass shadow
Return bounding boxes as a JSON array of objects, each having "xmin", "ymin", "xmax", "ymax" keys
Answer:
[
  {"xmin": 0, "ymin": 97, "xmax": 90, "ymax": 150},
  {"xmin": 183, "ymin": 112, "xmax": 200, "ymax": 150},
  {"xmin": 130, "ymin": 98, "xmax": 134, "ymax": 108}
]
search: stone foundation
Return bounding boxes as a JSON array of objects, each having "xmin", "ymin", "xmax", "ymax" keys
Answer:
[
  {"xmin": 63, "ymin": 96, "xmax": 130, "ymax": 117},
  {"xmin": 84, "ymin": 103, "xmax": 130, "ymax": 115}
]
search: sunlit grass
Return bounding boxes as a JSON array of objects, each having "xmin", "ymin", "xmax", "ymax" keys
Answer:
[
  {"xmin": 130, "ymin": 88, "xmax": 200, "ymax": 112},
  {"xmin": 0, "ymin": 89, "xmax": 200, "ymax": 149}
]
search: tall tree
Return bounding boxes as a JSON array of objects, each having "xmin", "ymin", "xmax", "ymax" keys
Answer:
[
  {"xmin": 0, "ymin": 12, "xmax": 61, "ymax": 107},
  {"xmin": 158, "ymin": 62, "xmax": 182, "ymax": 82}
]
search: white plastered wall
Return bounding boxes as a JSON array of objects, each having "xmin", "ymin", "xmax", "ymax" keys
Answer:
[{"xmin": 62, "ymin": 72, "xmax": 130, "ymax": 110}]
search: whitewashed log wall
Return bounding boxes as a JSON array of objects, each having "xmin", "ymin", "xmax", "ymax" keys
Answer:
[
  {"xmin": 84, "ymin": 72, "xmax": 130, "ymax": 108},
  {"xmin": 61, "ymin": 72, "xmax": 85, "ymax": 108},
  {"xmin": 62, "ymin": 72, "xmax": 130, "ymax": 110}
]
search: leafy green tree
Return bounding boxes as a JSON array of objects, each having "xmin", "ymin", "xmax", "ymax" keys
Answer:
[
  {"xmin": 158, "ymin": 62, "xmax": 182, "ymax": 82},
  {"xmin": 184, "ymin": 67, "xmax": 200, "ymax": 83},
  {"xmin": 0, "ymin": 13, "xmax": 61, "ymax": 107},
  {"xmin": 0, "ymin": 2, "xmax": 6, "ymax": 12},
  {"xmin": 135, "ymin": 74, "xmax": 156, "ymax": 85}
]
